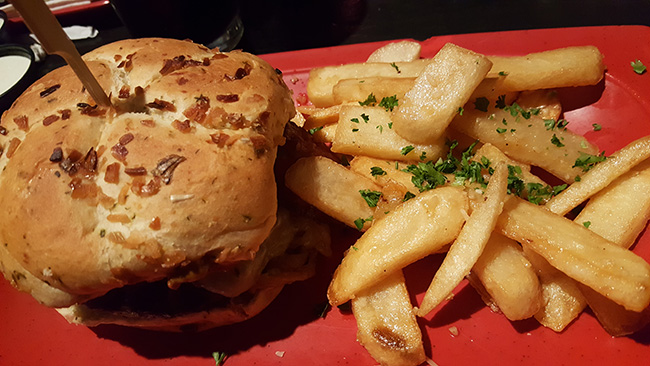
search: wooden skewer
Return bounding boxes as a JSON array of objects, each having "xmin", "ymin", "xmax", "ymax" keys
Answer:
[{"xmin": 9, "ymin": 0, "xmax": 111, "ymax": 107}]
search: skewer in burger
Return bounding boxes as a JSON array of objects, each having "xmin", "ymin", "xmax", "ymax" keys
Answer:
[{"xmin": 0, "ymin": 38, "xmax": 330, "ymax": 331}]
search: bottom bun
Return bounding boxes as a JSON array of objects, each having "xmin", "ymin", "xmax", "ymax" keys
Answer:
[{"xmin": 57, "ymin": 285, "xmax": 284, "ymax": 332}]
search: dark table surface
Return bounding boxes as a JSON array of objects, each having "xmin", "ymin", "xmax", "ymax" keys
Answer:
[{"xmin": 1, "ymin": 0, "xmax": 650, "ymax": 109}]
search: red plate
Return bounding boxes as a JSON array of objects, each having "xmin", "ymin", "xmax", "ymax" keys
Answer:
[
  {"xmin": 2, "ymin": 26, "xmax": 650, "ymax": 366},
  {"xmin": 4, "ymin": 0, "xmax": 110, "ymax": 23}
]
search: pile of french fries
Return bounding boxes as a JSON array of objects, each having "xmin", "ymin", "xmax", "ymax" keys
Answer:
[{"xmin": 285, "ymin": 40, "xmax": 650, "ymax": 365}]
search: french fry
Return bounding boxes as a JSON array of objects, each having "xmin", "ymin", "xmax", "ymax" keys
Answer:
[
  {"xmin": 297, "ymin": 104, "xmax": 344, "ymax": 130},
  {"xmin": 486, "ymin": 46, "xmax": 606, "ymax": 91},
  {"xmin": 307, "ymin": 59, "xmax": 432, "ymax": 107},
  {"xmin": 473, "ymin": 143, "xmax": 546, "ymax": 186},
  {"xmin": 328, "ymin": 186, "xmax": 468, "ymax": 306},
  {"xmin": 579, "ymin": 284, "xmax": 650, "ymax": 337},
  {"xmin": 451, "ymin": 107, "xmax": 598, "ymax": 182},
  {"xmin": 352, "ymin": 270, "xmax": 426, "ymax": 366},
  {"xmin": 332, "ymin": 105, "xmax": 447, "ymax": 162},
  {"xmin": 514, "ymin": 90, "xmax": 562, "ymax": 121},
  {"xmin": 416, "ymin": 163, "xmax": 508, "ymax": 316},
  {"xmin": 284, "ymin": 156, "xmax": 382, "ymax": 231},
  {"xmin": 497, "ymin": 196, "xmax": 650, "ymax": 312},
  {"xmin": 472, "ymin": 233, "xmax": 543, "ymax": 321},
  {"xmin": 332, "ymin": 77, "xmax": 415, "ymax": 105},
  {"xmin": 546, "ymin": 135, "xmax": 650, "ymax": 216},
  {"xmin": 349, "ymin": 156, "xmax": 417, "ymax": 196},
  {"xmin": 393, "ymin": 43, "xmax": 492, "ymax": 144},
  {"xmin": 310, "ymin": 123, "xmax": 337, "ymax": 144},
  {"xmin": 366, "ymin": 40, "xmax": 422, "ymax": 63},
  {"xmin": 523, "ymin": 246, "xmax": 588, "ymax": 331}
]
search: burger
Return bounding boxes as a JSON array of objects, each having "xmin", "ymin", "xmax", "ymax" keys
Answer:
[{"xmin": 0, "ymin": 38, "xmax": 330, "ymax": 331}]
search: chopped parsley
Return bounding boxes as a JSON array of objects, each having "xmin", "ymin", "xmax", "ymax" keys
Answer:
[
  {"xmin": 377, "ymin": 125, "xmax": 383, "ymax": 133},
  {"xmin": 583, "ymin": 221, "xmax": 592, "ymax": 228},
  {"xmin": 212, "ymin": 352, "xmax": 227, "ymax": 366},
  {"xmin": 573, "ymin": 151, "xmax": 607, "ymax": 172},
  {"xmin": 496, "ymin": 127, "xmax": 507, "ymax": 134},
  {"xmin": 390, "ymin": 62, "xmax": 401, "ymax": 73},
  {"xmin": 403, "ymin": 161, "xmax": 448, "ymax": 191},
  {"xmin": 551, "ymin": 134, "xmax": 565, "ymax": 147},
  {"xmin": 359, "ymin": 189, "xmax": 382, "ymax": 207},
  {"xmin": 474, "ymin": 97, "xmax": 490, "ymax": 112},
  {"xmin": 544, "ymin": 119, "xmax": 568, "ymax": 131},
  {"xmin": 592, "ymin": 123, "xmax": 602, "ymax": 131},
  {"xmin": 401, "ymin": 145, "xmax": 415, "ymax": 155},
  {"xmin": 308, "ymin": 126, "xmax": 324, "ymax": 135},
  {"xmin": 359, "ymin": 93, "xmax": 377, "ymax": 106},
  {"xmin": 503, "ymin": 102, "xmax": 540, "ymax": 119},
  {"xmin": 370, "ymin": 166, "xmax": 387, "ymax": 176},
  {"xmin": 631, "ymin": 59, "xmax": 647, "ymax": 75},
  {"xmin": 403, "ymin": 191, "xmax": 416, "ymax": 201},
  {"xmin": 354, "ymin": 216, "xmax": 373, "ymax": 231},
  {"xmin": 419, "ymin": 151, "xmax": 427, "ymax": 161},
  {"xmin": 498, "ymin": 71, "xmax": 509, "ymax": 76},
  {"xmin": 457, "ymin": 106, "xmax": 464, "ymax": 116},
  {"xmin": 506, "ymin": 164, "xmax": 566, "ymax": 204},
  {"xmin": 378, "ymin": 95, "xmax": 399, "ymax": 111}
]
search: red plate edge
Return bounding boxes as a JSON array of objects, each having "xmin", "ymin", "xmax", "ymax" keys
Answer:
[
  {"xmin": 2, "ymin": 26, "xmax": 650, "ymax": 366},
  {"xmin": 5, "ymin": 0, "xmax": 110, "ymax": 23}
]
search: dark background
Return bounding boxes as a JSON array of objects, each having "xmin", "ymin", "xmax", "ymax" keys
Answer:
[{"xmin": 1, "ymin": 0, "xmax": 650, "ymax": 103}]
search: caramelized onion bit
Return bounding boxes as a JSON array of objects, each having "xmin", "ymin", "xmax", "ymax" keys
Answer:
[
  {"xmin": 43, "ymin": 114, "xmax": 60, "ymax": 126},
  {"xmin": 140, "ymin": 119, "xmax": 155, "ymax": 127},
  {"xmin": 77, "ymin": 103, "xmax": 106, "ymax": 116},
  {"xmin": 0, "ymin": 126, "xmax": 7, "ymax": 135},
  {"xmin": 152, "ymin": 154, "xmax": 186, "ymax": 184},
  {"xmin": 131, "ymin": 176, "xmax": 162, "ymax": 197},
  {"xmin": 13, "ymin": 115, "xmax": 28, "ymax": 131},
  {"xmin": 124, "ymin": 166, "xmax": 147, "ymax": 176},
  {"xmin": 111, "ymin": 144, "xmax": 128, "ymax": 161},
  {"xmin": 119, "ymin": 133, "xmax": 135, "ymax": 146},
  {"xmin": 172, "ymin": 119, "xmax": 191, "ymax": 132},
  {"xmin": 107, "ymin": 214, "xmax": 131, "ymax": 223},
  {"xmin": 177, "ymin": 77, "xmax": 189, "ymax": 85},
  {"xmin": 118, "ymin": 85, "xmax": 130, "ymax": 99},
  {"xmin": 5, "ymin": 138, "xmax": 20, "ymax": 158},
  {"xmin": 149, "ymin": 216, "xmax": 161, "ymax": 230},
  {"xmin": 40, "ymin": 84, "xmax": 61, "ymax": 98},
  {"xmin": 59, "ymin": 109, "xmax": 71, "ymax": 120},
  {"xmin": 104, "ymin": 162, "xmax": 120, "ymax": 184},
  {"xmin": 210, "ymin": 132, "xmax": 230, "ymax": 147},
  {"xmin": 216, "ymin": 94, "xmax": 239, "ymax": 103},
  {"xmin": 225, "ymin": 62, "xmax": 253, "ymax": 81},
  {"xmin": 183, "ymin": 95, "xmax": 210, "ymax": 123},
  {"xmin": 49, "ymin": 147, "xmax": 63, "ymax": 162},
  {"xmin": 159, "ymin": 55, "xmax": 203, "ymax": 75},
  {"xmin": 146, "ymin": 98, "xmax": 176, "ymax": 112}
]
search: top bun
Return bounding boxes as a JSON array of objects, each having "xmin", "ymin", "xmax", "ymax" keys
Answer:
[{"xmin": 0, "ymin": 38, "xmax": 295, "ymax": 307}]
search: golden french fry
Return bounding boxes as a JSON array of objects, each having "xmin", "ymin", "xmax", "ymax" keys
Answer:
[
  {"xmin": 579, "ymin": 284, "xmax": 650, "ymax": 337},
  {"xmin": 298, "ymin": 104, "xmax": 344, "ymax": 130},
  {"xmin": 523, "ymin": 246, "xmax": 588, "ymax": 331},
  {"xmin": 284, "ymin": 156, "xmax": 381, "ymax": 230},
  {"xmin": 352, "ymin": 270, "xmax": 426, "ymax": 366},
  {"xmin": 472, "ymin": 233, "xmax": 543, "ymax": 321},
  {"xmin": 332, "ymin": 77, "xmax": 415, "ymax": 105},
  {"xmin": 393, "ymin": 43, "xmax": 493, "ymax": 144},
  {"xmin": 332, "ymin": 105, "xmax": 447, "ymax": 162},
  {"xmin": 486, "ymin": 46, "xmax": 606, "ymax": 91},
  {"xmin": 367, "ymin": 40, "xmax": 422, "ymax": 63},
  {"xmin": 497, "ymin": 197, "xmax": 650, "ymax": 312},
  {"xmin": 349, "ymin": 156, "xmax": 417, "ymax": 196},
  {"xmin": 515, "ymin": 90, "xmax": 562, "ymax": 121},
  {"xmin": 416, "ymin": 163, "xmax": 508, "ymax": 316},
  {"xmin": 451, "ymin": 107, "xmax": 598, "ymax": 182},
  {"xmin": 546, "ymin": 135, "xmax": 650, "ymax": 216},
  {"xmin": 328, "ymin": 186, "xmax": 468, "ymax": 306},
  {"xmin": 310, "ymin": 123, "xmax": 337, "ymax": 144},
  {"xmin": 307, "ymin": 59, "xmax": 432, "ymax": 107}
]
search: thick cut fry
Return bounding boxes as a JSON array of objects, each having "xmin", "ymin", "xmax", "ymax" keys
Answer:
[
  {"xmin": 546, "ymin": 135, "xmax": 650, "ymax": 216},
  {"xmin": 523, "ymin": 246, "xmax": 588, "ymax": 331},
  {"xmin": 486, "ymin": 46, "xmax": 605, "ymax": 91},
  {"xmin": 333, "ymin": 77, "xmax": 415, "ymax": 105},
  {"xmin": 310, "ymin": 123, "xmax": 337, "ymax": 144},
  {"xmin": 307, "ymin": 59, "xmax": 432, "ymax": 107},
  {"xmin": 473, "ymin": 143, "xmax": 546, "ymax": 186},
  {"xmin": 472, "ymin": 233, "xmax": 542, "ymax": 321},
  {"xmin": 285, "ymin": 156, "xmax": 381, "ymax": 230},
  {"xmin": 297, "ymin": 104, "xmax": 344, "ymax": 130},
  {"xmin": 367, "ymin": 40, "xmax": 422, "ymax": 63},
  {"xmin": 497, "ymin": 197, "xmax": 650, "ymax": 312},
  {"xmin": 352, "ymin": 270, "xmax": 426, "ymax": 366},
  {"xmin": 328, "ymin": 187, "xmax": 469, "ymax": 306},
  {"xmin": 416, "ymin": 163, "xmax": 508, "ymax": 316},
  {"xmin": 333, "ymin": 105, "xmax": 447, "ymax": 161},
  {"xmin": 349, "ymin": 156, "xmax": 417, "ymax": 195},
  {"xmin": 452, "ymin": 108, "xmax": 598, "ymax": 182},
  {"xmin": 515, "ymin": 90, "xmax": 562, "ymax": 121},
  {"xmin": 393, "ymin": 43, "xmax": 492, "ymax": 144},
  {"xmin": 579, "ymin": 284, "xmax": 650, "ymax": 337}
]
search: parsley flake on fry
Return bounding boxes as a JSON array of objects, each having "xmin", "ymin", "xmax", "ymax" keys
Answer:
[{"xmin": 359, "ymin": 189, "xmax": 382, "ymax": 207}]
